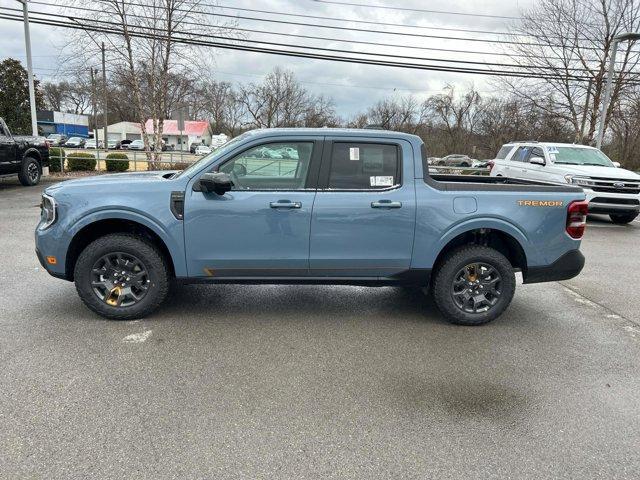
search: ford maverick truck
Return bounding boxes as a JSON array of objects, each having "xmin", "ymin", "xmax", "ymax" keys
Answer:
[
  {"xmin": 0, "ymin": 117, "xmax": 50, "ymax": 186},
  {"xmin": 36, "ymin": 129, "xmax": 587, "ymax": 325}
]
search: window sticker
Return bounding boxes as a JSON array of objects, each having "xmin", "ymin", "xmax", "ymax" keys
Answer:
[
  {"xmin": 370, "ymin": 176, "xmax": 394, "ymax": 187},
  {"xmin": 349, "ymin": 147, "xmax": 360, "ymax": 161},
  {"xmin": 548, "ymin": 146, "xmax": 559, "ymax": 154},
  {"xmin": 362, "ymin": 147, "xmax": 384, "ymax": 173},
  {"xmin": 550, "ymin": 153, "xmax": 557, "ymax": 161}
]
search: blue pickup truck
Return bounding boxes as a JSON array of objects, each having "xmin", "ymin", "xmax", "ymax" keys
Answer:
[{"xmin": 36, "ymin": 129, "xmax": 588, "ymax": 325}]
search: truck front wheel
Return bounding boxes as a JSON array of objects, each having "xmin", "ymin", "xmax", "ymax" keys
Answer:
[
  {"xmin": 18, "ymin": 157, "xmax": 41, "ymax": 186},
  {"xmin": 609, "ymin": 212, "xmax": 638, "ymax": 224},
  {"xmin": 432, "ymin": 246, "xmax": 516, "ymax": 326},
  {"xmin": 74, "ymin": 234, "xmax": 170, "ymax": 320}
]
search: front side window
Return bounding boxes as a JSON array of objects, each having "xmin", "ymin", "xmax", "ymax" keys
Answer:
[
  {"xmin": 328, "ymin": 143, "xmax": 400, "ymax": 190},
  {"xmin": 219, "ymin": 142, "xmax": 314, "ymax": 190}
]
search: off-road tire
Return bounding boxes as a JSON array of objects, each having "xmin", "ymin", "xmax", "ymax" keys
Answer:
[
  {"xmin": 432, "ymin": 245, "xmax": 516, "ymax": 326},
  {"xmin": 609, "ymin": 212, "xmax": 638, "ymax": 224},
  {"xmin": 74, "ymin": 234, "xmax": 169, "ymax": 320},
  {"xmin": 18, "ymin": 157, "xmax": 41, "ymax": 186}
]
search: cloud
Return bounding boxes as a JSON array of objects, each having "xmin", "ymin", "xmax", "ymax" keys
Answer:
[{"xmin": 0, "ymin": 0, "xmax": 534, "ymax": 116}]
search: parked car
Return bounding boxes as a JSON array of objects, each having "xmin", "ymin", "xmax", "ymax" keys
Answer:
[
  {"xmin": 107, "ymin": 139, "xmax": 118, "ymax": 150},
  {"xmin": 85, "ymin": 139, "xmax": 104, "ymax": 149},
  {"xmin": 127, "ymin": 139, "xmax": 145, "ymax": 150},
  {"xmin": 0, "ymin": 117, "xmax": 50, "ymax": 186},
  {"xmin": 116, "ymin": 139, "xmax": 132, "ymax": 150},
  {"xmin": 46, "ymin": 133, "xmax": 67, "ymax": 146},
  {"xmin": 36, "ymin": 128, "xmax": 587, "ymax": 325},
  {"xmin": 276, "ymin": 146, "xmax": 299, "ymax": 159},
  {"xmin": 64, "ymin": 136, "xmax": 86, "ymax": 148},
  {"xmin": 436, "ymin": 154, "xmax": 473, "ymax": 167},
  {"xmin": 255, "ymin": 146, "xmax": 282, "ymax": 158},
  {"xmin": 491, "ymin": 142, "xmax": 640, "ymax": 224},
  {"xmin": 189, "ymin": 142, "xmax": 200, "ymax": 154},
  {"xmin": 195, "ymin": 145, "xmax": 212, "ymax": 155}
]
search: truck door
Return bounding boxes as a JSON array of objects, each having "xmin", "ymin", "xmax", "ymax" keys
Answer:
[
  {"xmin": 184, "ymin": 138, "xmax": 323, "ymax": 277},
  {"xmin": 0, "ymin": 122, "xmax": 16, "ymax": 175},
  {"xmin": 309, "ymin": 138, "xmax": 416, "ymax": 277}
]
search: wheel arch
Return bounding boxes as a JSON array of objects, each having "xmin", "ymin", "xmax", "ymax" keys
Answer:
[
  {"xmin": 432, "ymin": 227, "xmax": 528, "ymax": 275},
  {"xmin": 65, "ymin": 217, "xmax": 178, "ymax": 281},
  {"xmin": 22, "ymin": 148, "xmax": 42, "ymax": 163}
]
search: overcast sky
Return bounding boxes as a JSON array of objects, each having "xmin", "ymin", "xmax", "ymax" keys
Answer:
[{"xmin": 0, "ymin": 0, "xmax": 534, "ymax": 119}]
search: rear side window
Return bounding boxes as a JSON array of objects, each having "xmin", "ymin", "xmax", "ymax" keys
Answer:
[
  {"xmin": 495, "ymin": 146, "xmax": 513, "ymax": 160},
  {"xmin": 328, "ymin": 143, "xmax": 400, "ymax": 190},
  {"xmin": 512, "ymin": 146, "xmax": 532, "ymax": 162}
]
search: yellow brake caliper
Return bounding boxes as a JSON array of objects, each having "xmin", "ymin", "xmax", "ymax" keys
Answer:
[{"xmin": 106, "ymin": 286, "xmax": 122, "ymax": 306}]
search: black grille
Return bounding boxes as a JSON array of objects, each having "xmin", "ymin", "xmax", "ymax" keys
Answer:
[
  {"xmin": 591, "ymin": 197, "xmax": 640, "ymax": 205},
  {"xmin": 588, "ymin": 177, "xmax": 640, "ymax": 194}
]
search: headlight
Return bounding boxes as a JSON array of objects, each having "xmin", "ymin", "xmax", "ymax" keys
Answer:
[
  {"xmin": 565, "ymin": 175, "xmax": 595, "ymax": 187},
  {"xmin": 39, "ymin": 193, "xmax": 57, "ymax": 230}
]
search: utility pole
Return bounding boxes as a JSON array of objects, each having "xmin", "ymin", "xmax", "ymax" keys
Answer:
[
  {"xmin": 18, "ymin": 0, "xmax": 38, "ymax": 136},
  {"xmin": 596, "ymin": 32, "xmax": 640, "ymax": 149},
  {"xmin": 91, "ymin": 67, "xmax": 98, "ymax": 146},
  {"xmin": 578, "ymin": 79, "xmax": 592, "ymax": 144},
  {"xmin": 101, "ymin": 42, "xmax": 108, "ymax": 149}
]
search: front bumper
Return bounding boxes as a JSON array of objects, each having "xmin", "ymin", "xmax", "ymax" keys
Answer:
[
  {"xmin": 523, "ymin": 250, "xmax": 585, "ymax": 284},
  {"xmin": 35, "ymin": 248, "xmax": 68, "ymax": 280},
  {"xmin": 583, "ymin": 188, "xmax": 639, "ymax": 215}
]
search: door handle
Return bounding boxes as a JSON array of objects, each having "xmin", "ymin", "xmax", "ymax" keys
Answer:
[
  {"xmin": 270, "ymin": 200, "xmax": 301, "ymax": 209},
  {"xmin": 371, "ymin": 200, "xmax": 402, "ymax": 209}
]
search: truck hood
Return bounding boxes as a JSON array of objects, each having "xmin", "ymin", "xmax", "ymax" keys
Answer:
[
  {"xmin": 558, "ymin": 164, "xmax": 640, "ymax": 180},
  {"xmin": 45, "ymin": 171, "xmax": 178, "ymax": 194}
]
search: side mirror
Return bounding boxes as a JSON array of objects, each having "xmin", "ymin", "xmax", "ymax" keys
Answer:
[
  {"xmin": 199, "ymin": 172, "xmax": 233, "ymax": 195},
  {"xmin": 530, "ymin": 156, "xmax": 545, "ymax": 166},
  {"xmin": 613, "ymin": 161, "xmax": 621, "ymax": 168}
]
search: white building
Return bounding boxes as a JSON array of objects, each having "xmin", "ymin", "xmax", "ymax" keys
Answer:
[
  {"xmin": 144, "ymin": 119, "xmax": 212, "ymax": 151},
  {"xmin": 100, "ymin": 121, "xmax": 142, "ymax": 142}
]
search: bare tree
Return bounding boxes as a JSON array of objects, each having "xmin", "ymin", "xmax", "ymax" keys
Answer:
[
  {"xmin": 71, "ymin": 0, "xmax": 235, "ymax": 161},
  {"xmin": 239, "ymin": 68, "xmax": 335, "ymax": 128},
  {"xmin": 609, "ymin": 88, "xmax": 640, "ymax": 168},
  {"xmin": 504, "ymin": 0, "xmax": 640, "ymax": 144},
  {"xmin": 425, "ymin": 85, "xmax": 483, "ymax": 154}
]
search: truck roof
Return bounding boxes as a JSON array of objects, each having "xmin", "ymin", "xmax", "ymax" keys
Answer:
[{"xmin": 242, "ymin": 127, "xmax": 423, "ymax": 143}]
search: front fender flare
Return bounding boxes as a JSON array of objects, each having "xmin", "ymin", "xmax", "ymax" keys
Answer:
[{"xmin": 67, "ymin": 209, "xmax": 187, "ymax": 277}]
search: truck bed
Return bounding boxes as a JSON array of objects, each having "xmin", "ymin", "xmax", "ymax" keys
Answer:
[{"xmin": 427, "ymin": 174, "xmax": 583, "ymax": 192}]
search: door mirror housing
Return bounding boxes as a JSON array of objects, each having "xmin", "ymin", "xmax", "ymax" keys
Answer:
[
  {"xmin": 530, "ymin": 156, "xmax": 545, "ymax": 166},
  {"xmin": 613, "ymin": 161, "xmax": 621, "ymax": 168},
  {"xmin": 199, "ymin": 172, "xmax": 233, "ymax": 195}
]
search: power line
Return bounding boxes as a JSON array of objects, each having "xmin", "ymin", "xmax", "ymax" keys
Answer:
[
  {"xmin": 194, "ymin": 1, "xmax": 516, "ymax": 36},
  {"xmin": 310, "ymin": 0, "xmax": 521, "ymax": 20},
  {"xmin": 0, "ymin": 10, "xmax": 608, "ymax": 83},
  {"xmin": 15, "ymin": 4, "xmax": 637, "ymax": 71},
  {"xmin": 3, "ymin": 5, "xmax": 531, "ymax": 69},
  {"xmin": 41, "ymin": 0, "xmax": 598, "ymax": 50}
]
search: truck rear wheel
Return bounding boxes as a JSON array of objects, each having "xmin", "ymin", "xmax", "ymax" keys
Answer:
[
  {"xmin": 432, "ymin": 246, "xmax": 516, "ymax": 326},
  {"xmin": 609, "ymin": 212, "xmax": 638, "ymax": 224},
  {"xmin": 74, "ymin": 234, "xmax": 169, "ymax": 320},
  {"xmin": 18, "ymin": 157, "xmax": 41, "ymax": 186}
]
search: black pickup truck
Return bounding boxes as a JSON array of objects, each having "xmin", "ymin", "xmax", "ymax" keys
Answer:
[{"xmin": 0, "ymin": 117, "xmax": 50, "ymax": 186}]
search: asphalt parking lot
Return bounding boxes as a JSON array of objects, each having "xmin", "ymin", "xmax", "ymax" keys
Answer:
[{"xmin": 1, "ymin": 177, "xmax": 639, "ymax": 479}]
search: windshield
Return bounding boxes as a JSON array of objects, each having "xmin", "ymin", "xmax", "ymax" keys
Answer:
[
  {"xmin": 174, "ymin": 133, "xmax": 251, "ymax": 178},
  {"xmin": 550, "ymin": 146, "xmax": 614, "ymax": 167}
]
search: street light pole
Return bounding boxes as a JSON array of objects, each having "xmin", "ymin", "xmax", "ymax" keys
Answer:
[
  {"xmin": 596, "ymin": 32, "xmax": 640, "ymax": 150},
  {"xmin": 17, "ymin": 0, "xmax": 38, "ymax": 137}
]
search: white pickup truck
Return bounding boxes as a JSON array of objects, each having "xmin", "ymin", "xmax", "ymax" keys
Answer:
[{"xmin": 490, "ymin": 142, "xmax": 640, "ymax": 224}]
